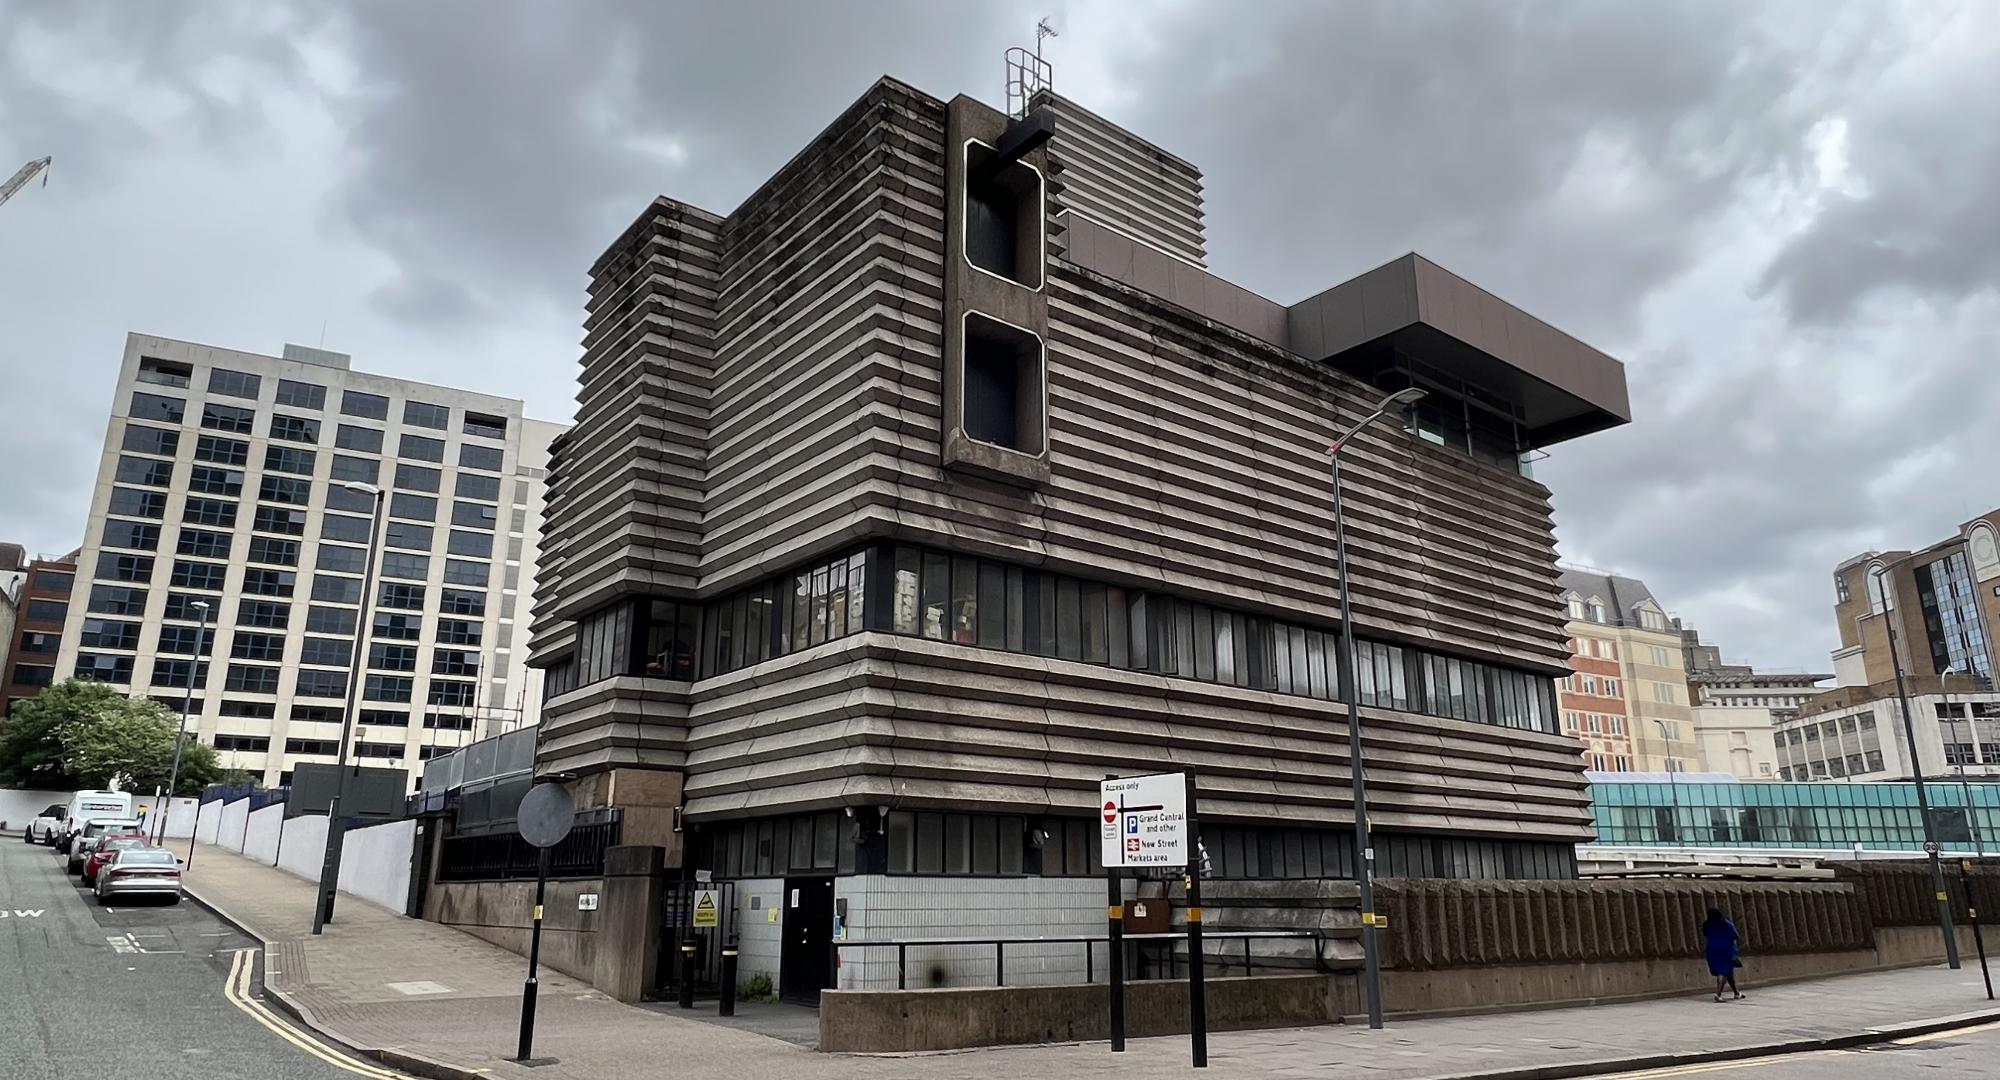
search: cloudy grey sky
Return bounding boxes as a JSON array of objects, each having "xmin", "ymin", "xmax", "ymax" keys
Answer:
[{"xmin": 4, "ymin": 0, "xmax": 1997, "ymax": 673}]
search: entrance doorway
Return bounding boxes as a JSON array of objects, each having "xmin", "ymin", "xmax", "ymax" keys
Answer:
[{"xmin": 779, "ymin": 876, "xmax": 835, "ymax": 1005}]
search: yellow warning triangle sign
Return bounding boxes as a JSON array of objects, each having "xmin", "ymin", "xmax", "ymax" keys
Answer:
[{"xmin": 692, "ymin": 891, "xmax": 719, "ymax": 927}]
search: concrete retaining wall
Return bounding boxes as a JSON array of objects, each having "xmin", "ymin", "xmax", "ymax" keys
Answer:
[
  {"xmin": 276, "ymin": 814, "xmax": 328, "ymax": 880},
  {"xmin": 243, "ymin": 803, "xmax": 284, "ymax": 864},
  {"xmin": 425, "ymin": 877, "xmax": 603, "ymax": 984},
  {"xmin": 218, "ymin": 798, "xmax": 250, "ymax": 852},
  {"xmin": 1376, "ymin": 878, "xmax": 1873, "ymax": 969},
  {"xmin": 156, "ymin": 797, "xmax": 200, "ymax": 839},
  {"xmin": 194, "ymin": 800, "xmax": 222, "ymax": 845},
  {"xmin": 338, "ymin": 819, "xmax": 415, "ymax": 913},
  {"xmin": 0, "ymin": 787, "xmax": 69, "ymax": 832},
  {"xmin": 820, "ymin": 974, "xmax": 1335, "ymax": 1053},
  {"xmin": 265, "ymin": 814, "xmax": 412, "ymax": 915},
  {"xmin": 1833, "ymin": 860, "xmax": 2000, "ymax": 927}
]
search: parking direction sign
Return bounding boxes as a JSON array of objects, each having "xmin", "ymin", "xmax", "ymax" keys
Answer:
[{"xmin": 1100, "ymin": 772, "xmax": 1189, "ymax": 869}]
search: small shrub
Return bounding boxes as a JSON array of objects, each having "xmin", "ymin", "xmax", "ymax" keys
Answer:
[{"xmin": 742, "ymin": 973, "xmax": 775, "ymax": 1001}]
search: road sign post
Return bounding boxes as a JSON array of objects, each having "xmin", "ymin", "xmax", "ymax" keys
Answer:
[
  {"xmin": 1106, "ymin": 863, "xmax": 1125, "ymax": 1052},
  {"xmin": 513, "ymin": 783, "xmax": 575, "ymax": 1065},
  {"xmin": 1184, "ymin": 771, "xmax": 1207, "ymax": 1068},
  {"xmin": 1100, "ymin": 771, "xmax": 1203, "ymax": 1067},
  {"xmin": 1965, "ymin": 860, "xmax": 1994, "ymax": 1001}
]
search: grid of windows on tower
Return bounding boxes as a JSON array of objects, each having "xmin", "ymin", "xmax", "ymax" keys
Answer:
[{"xmin": 548, "ymin": 543, "xmax": 1559, "ymax": 734}]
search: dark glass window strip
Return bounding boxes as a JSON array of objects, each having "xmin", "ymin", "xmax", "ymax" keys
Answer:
[
  {"xmin": 687, "ymin": 811, "xmax": 1573, "ymax": 883},
  {"xmin": 554, "ymin": 543, "xmax": 1558, "ymax": 734}
]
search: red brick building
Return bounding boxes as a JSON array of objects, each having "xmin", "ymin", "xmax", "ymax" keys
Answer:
[{"xmin": 3, "ymin": 552, "xmax": 78, "ymax": 714}]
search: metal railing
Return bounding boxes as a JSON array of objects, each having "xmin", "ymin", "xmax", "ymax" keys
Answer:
[
  {"xmin": 436, "ymin": 812, "xmax": 621, "ymax": 882},
  {"xmin": 832, "ymin": 930, "xmax": 1330, "ymax": 990}
]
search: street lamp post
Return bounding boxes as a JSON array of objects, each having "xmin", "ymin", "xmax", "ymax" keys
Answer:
[
  {"xmin": 1654, "ymin": 719, "xmax": 1681, "ymax": 845},
  {"xmin": 1328, "ymin": 385, "xmax": 1425, "ymax": 1032},
  {"xmin": 1942, "ymin": 663, "xmax": 1987, "ymax": 858},
  {"xmin": 312, "ymin": 482, "xmax": 388, "ymax": 934},
  {"xmin": 1873, "ymin": 565, "xmax": 1961, "ymax": 969},
  {"xmin": 155, "ymin": 600, "xmax": 210, "ymax": 845}
]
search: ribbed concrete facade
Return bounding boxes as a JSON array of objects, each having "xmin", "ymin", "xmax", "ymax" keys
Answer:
[
  {"xmin": 1032, "ymin": 91, "xmax": 1208, "ymax": 267},
  {"xmin": 530, "ymin": 78, "xmax": 1628, "ymax": 860}
]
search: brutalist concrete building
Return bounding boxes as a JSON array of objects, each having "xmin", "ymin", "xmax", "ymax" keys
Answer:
[{"xmin": 528, "ymin": 78, "xmax": 1629, "ymax": 998}]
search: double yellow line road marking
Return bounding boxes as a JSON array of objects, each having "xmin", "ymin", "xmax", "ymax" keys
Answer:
[{"xmin": 222, "ymin": 947, "xmax": 418, "ymax": 1080}]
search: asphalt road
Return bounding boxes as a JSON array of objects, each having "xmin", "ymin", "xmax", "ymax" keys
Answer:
[{"xmin": 0, "ymin": 835, "xmax": 372, "ymax": 1080}]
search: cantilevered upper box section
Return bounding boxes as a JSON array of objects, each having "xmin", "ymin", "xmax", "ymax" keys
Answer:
[{"xmin": 1060, "ymin": 203, "xmax": 1631, "ymax": 451}]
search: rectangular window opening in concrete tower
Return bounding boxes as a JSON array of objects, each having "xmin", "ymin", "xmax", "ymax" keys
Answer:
[
  {"xmin": 963, "ymin": 313, "xmax": 1045, "ymax": 454},
  {"xmin": 964, "ymin": 141, "xmax": 1044, "ymax": 290}
]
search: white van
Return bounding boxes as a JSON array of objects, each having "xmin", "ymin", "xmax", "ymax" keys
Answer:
[{"xmin": 55, "ymin": 790, "xmax": 134, "ymax": 854}]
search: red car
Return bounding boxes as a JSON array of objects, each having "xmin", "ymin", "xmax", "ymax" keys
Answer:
[{"xmin": 81, "ymin": 834, "xmax": 151, "ymax": 886}]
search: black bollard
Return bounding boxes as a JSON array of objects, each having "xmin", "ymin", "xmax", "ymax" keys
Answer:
[{"xmin": 719, "ymin": 937, "xmax": 739, "ymax": 1017}]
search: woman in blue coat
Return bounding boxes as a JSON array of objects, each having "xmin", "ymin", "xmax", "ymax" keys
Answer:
[{"xmin": 1702, "ymin": 907, "xmax": 1744, "ymax": 1001}]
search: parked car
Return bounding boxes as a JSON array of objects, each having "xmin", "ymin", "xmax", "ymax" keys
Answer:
[
  {"xmin": 94, "ymin": 848, "xmax": 183, "ymax": 905},
  {"xmin": 55, "ymin": 790, "xmax": 135, "ymax": 854},
  {"xmin": 23, "ymin": 804, "xmax": 66, "ymax": 845},
  {"xmin": 82, "ymin": 834, "xmax": 151, "ymax": 886},
  {"xmin": 66, "ymin": 818, "xmax": 144, "ymax": 875}
]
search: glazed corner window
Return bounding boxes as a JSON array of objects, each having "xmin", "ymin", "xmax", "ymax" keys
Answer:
[
  {"xmin": 961, "ymin": 313, "xmax": 1045, "ymax": 454},
  {"xmin": 963, "ymin": 140, "xmax": 1044, "ymax": 289}
]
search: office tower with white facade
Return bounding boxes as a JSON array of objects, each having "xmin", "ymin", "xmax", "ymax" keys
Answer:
[{"xmin": 55, "ymin": 334, "xmax": 563, "ymax": 786}]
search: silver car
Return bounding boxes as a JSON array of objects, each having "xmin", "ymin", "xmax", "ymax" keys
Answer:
[{"xmin": 93, "ymin": 848, "xmax": 183, "ymax": 905}]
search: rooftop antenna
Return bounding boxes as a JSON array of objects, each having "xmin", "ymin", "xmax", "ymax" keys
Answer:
[
  {"xmin": 0, "ymin": 156, "xmax": 52, "ymax": 209},
  {"xmin": 1005, "ymin": 19, "xmax": 1057, "ymax": 119}
]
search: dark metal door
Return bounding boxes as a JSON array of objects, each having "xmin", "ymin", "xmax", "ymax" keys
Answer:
[
  {"xmin": 655, "ymin": 881, "xmax": 736, "ymax": 999},
  {"xmin": 779, "ymin": 876, "xmax": 835, "ymax": 1005}
]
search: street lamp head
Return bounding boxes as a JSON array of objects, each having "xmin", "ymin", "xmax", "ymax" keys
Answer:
[
  {"xmin": 1379, "ymin": 387, "xmax": 1427, "ymax": 409},
  {"xmin": 342, "ymin": 481, "xmax": 382, "ymax": 496}
]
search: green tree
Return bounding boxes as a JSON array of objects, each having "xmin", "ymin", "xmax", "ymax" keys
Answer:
[
  {"xmin": 0, "ymin": 679, "xmax": 99, "ymax": 788},
  {"xmin": 0, "ymin": 679, "xmax": 221, "ymax": 795},
  {"xmin": 128, "ymin": 734, "xmax": 225, "ymax": 797}
]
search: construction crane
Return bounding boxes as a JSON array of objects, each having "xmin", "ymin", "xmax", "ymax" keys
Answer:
[{"xmin": 1, "ymin": 156, "xmax": 52, "ymax": 209}]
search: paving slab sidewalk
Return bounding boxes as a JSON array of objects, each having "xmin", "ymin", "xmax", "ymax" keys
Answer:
[{"xmin": 175, "ymin": 841, "xmax": 2000, "ymax": 1080}]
